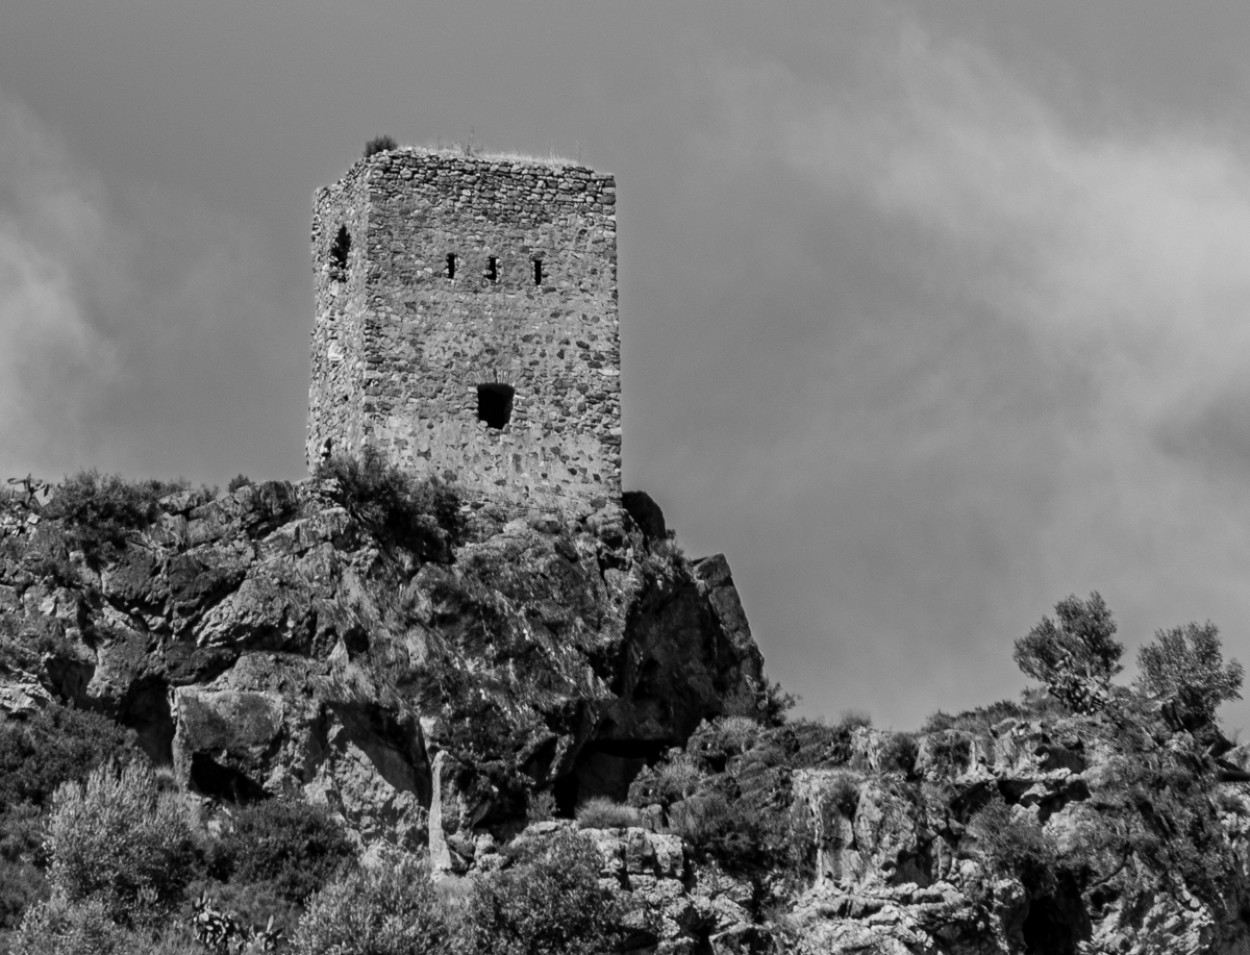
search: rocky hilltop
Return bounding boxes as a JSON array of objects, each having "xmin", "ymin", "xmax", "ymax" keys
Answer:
[
  {"xmin": 4, "ymin": 473, "xmax": 1250, "ymax": 954},
  {"xmin": 0, "ymin": 476, "xmax": 764, "ymax": 850}
]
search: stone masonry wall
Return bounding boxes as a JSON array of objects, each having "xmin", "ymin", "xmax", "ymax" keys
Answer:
[{"xmin": 308, "ymin": 148, "xmax": 620, "ymax": 511}]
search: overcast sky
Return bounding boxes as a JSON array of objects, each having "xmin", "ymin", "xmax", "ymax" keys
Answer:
[{"xmin": 5, "ymin": 2, "xmax": 1250, "ymax": 730}]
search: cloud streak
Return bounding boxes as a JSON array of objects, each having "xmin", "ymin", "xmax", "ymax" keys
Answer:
[
  {"xmin": 0, "ymin": 95, "xmax": 121, "ymax": 472},
  {"xmin": 687, "ymin": 19, "xmax": 1250, "ymax": 725},
  {"xmin": 0, "ymin": 88, "xmax": 302, "ymax": 487}
]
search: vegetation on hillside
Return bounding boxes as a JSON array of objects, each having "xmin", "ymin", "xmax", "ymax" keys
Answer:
[
  {"xmin": 3, "ymin": 466, "xmax": 1249, "ymax": 952},
  {"xmin": 315, "ymin": 447, "xmax": 465, "ymax": 561},
  {"xmin": 40, "ymin": 471, "xmax": 188, "ymax": 564}
]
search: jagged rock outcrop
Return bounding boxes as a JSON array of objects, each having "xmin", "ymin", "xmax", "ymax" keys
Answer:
[
  {"xmin": 0, "ymin": 482, "xmax": 766, "ymax": 850},
  {"xmin": 474, "ymin": 712, "xmax": 1250, "ymax": 954},
  {"xmin": 775, "ymin": 719, "xmax": 1250, "ymax": 954}
]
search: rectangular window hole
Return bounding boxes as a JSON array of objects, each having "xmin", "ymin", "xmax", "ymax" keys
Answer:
[
  {"xmin": 486, "ymin": 256, "xmax": 499, "ymax": 283},
  {"xmin": 329, "ymin": 226, "xmax": 351, "ymax": 280},
  {"xmin": 446, "ymin": 253, "xmax": 457, "ymax": 279},
  {"xmin": 477, "ymin": 383, "xmax": 515, "ymax": 429}
]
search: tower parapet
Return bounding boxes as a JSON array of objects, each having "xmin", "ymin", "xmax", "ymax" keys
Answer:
[{"xmin": 308, "ymin": 148, "xmax": 621, "ymax": 510}]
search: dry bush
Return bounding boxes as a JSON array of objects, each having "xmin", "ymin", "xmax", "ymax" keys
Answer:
[
  {"xmin": 11, "ymin": 895, "xmax": 131, "ymax": 955},
  {"xmin": 44, "ymin": 471, "xmax": 185, "ymax": 562},
  {"xmin": 294, "ymin": 856, "xmax": 448, "ymax": 955},
  {"xmin": 316, "ymin": 448, "xmax": 463, "ymax": 561},
  {"xmin": 45, "ymin": 761, "xmax": 196, "ymax": 927},
  {"xmin": 575, "ymin": 797, "xmax": 642, "ymax": 830},
  {"xmin": 364, "ymin": 135, "xmax": 398, "ymax": 158},
  {"xmin": 456, "ymin": 830, "xmax": 625, "ymax": 955}
]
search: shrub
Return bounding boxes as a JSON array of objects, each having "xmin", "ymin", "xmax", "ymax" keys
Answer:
[
  {"xmin": 45, "ymin": 760, "xmax": 197, "ymax": 927},
  {"xmin": 827, "ymin": 774, "xmax": 860, "ymax": 818},
  {"xmin": 575, "ymin": 797, "xmax": 641, "ymax": 830},
  {"xmin": 0, "ymin": 612, "xmax": 76, "ymax": 670},
  {"xmin": 11, "ymin": 895, "xmax": 132, "ymax": 955},
  {"xmin": 881, "ymin": 733, "xmax": 918, "ymax": 776},
  {"xmin": 44, "ymin": 471, "xmax": 183, "ymax": 561},
  {"xmin": 316, "ymin": 448, "xmax": 464, "ymax": 561},
  {"xmin": 0, "ymin": 703, "xmax": 140, "ymax": 808},
  {"xmin": 667, "ymin": 791, "xmax": 734, "ymax": 848},
  {"xmin": 770, "ymin": 719, "xmax": 858, "ymax": 769},
  {"xmin": 627, "ymin": 753, "xmax": 704, "ymax": 809},
  {"xmin": 1136, "ymin": 621, "xmax": 1244, "ymax": 723},
  {"xmin": 0, "ymin": 705, "xmax": 139, "ymax": 931},
  {"xmin": 0, "ymin": 803, "xmax": 49, "ymax": 929},
  {"xmin": 293, "ymin": 857, "xmax": 449, "ymax": 955},
  {"xmin": 666, "ymin": 785, "xmax": 787, "ymax": 875},
  {"xmin": 968, "ymin": 797, "xmax": 1056, "ymax": 889},
  {"xmin": 923, "ymin": 694, "xmax": 1069, "ymax": 735},
  {"xmin": 924, "ymin": 732, "xmax": 974, "ymax": 778},
  {"xmin": 836, "ymin": 710, "xmax": 872, "ymax": 731},
  {"xmin": 688, "ymin": 716, "xmax": 763, "ymax": 772},
  {"xmin": 1097, "ymin": 753, "xmax": 1233, "ymax": 904},
  {"xmin": 227, "ymin": 474, "xmax": 252, "ymax": 493},
  {"xmin": 751, "ymin": 678, "xmax": 799, "ymax": 725},
  {"xmin": 207, "ymin": 796, "xmax": 357, "ymax": 905},
  {"xmin": 526, "ymin": 790, "xmax": 557, "ymax": 824},
  {"xmin": 364, "ymin": 135, "xmax": 398, "ymax": 158},
  {"xmin": 456, "ymin": 830, "xmax": 624, "ymax": 955}
]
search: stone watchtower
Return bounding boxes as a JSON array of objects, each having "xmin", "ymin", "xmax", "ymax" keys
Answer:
[{"xmin": 307, "ymin": 148, "xmax": 621, "ymax": 510}]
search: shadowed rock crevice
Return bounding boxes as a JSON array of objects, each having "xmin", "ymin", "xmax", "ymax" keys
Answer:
[
  {"xmin": 1022, "ymin": 876, "xmax": 1090, "ymax": 955},
  {"xmin": 190, "ymin": 752, "xmax": 268, "ymax": 803},
  {"xmin": 118, "ymin": 676, "xmax": 175, "ymax": 765}
]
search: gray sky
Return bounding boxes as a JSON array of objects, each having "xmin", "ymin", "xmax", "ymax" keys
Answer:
[{"xmin": 5, "ymin": 1, "xmax": 1250, "ymax": 730}]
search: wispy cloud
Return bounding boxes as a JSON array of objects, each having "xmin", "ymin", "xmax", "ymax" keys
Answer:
[
  {"xmin": 0, "ymin": 88, "xmax": 299, "ymax": 486},
  {"xmin": 0, "ymin": 95, "xmax": 120, "ymax": 472},
  {"xmin": 684, "ymin": 20, "xmax": 1250, "ymax": 724}
]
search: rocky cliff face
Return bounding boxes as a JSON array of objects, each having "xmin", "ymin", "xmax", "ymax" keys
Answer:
[
  {"xmin": 5, "ymin": 480, "xmax": 1250, "ymax": 954},
  {"xmin": 545, "ymin": 709, "xmax": 1250, "ymax": 954},
  {"xmin": 0, "ymin": 481, "xmax": 766, "ymax": 852}
]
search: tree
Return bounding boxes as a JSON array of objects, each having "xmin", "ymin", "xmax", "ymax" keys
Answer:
[
  {"xmin": 1014, "ymin": 592, "xmax": 1123, "ymax": 684},
  {"xmin": 1137, "ymin": 621, "xmax": 1244, "ymax": 722},
  {"xmin": 1014, "ymin": 593, "xmax": 1124, "ymax": 712}
]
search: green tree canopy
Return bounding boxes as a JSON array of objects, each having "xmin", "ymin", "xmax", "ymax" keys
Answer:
[
  {"xmin": 1014, "ymin": 592, "xmax": 1124, "ymax": 688},
  {"xmin": 1136, "ymin": 621, "xmax": 1244, "ymax": 722}
]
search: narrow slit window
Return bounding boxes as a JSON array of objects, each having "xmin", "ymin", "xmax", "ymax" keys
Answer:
[
  {"xmin": 476, "ymin": 383, "xmax": 515, "ymax": 430},
  {"xmin": 446, "ymin": 253, "xmax": 458, "ymax": 279},
  {"xmin": 532, "ymin": 258, "xmax": 544, "ymax": 286},
  {"xmin": 486, "ymin": 256, "xmax": 499, "ymax": 283},
  {"xmin": 329, "ymin": 226, "xmax": 351, "ymax": 277}
]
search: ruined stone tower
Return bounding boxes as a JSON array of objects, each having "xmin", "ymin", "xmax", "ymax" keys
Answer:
[{"xmin": 307, "ymin": 148, "xmax": 620, "ymax": 509}]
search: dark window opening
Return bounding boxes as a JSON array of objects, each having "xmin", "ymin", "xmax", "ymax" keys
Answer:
[
  {"xmin": 532, "ymin": 257, "xmax": 544, "ymax": 285},
  {"xmin": 329, "ymin": 226, "xmax": 351, "ymax": 278},
  {"xmin": 486, "ymin": 256, "xmax": 499, "ymax": 283},
  {"xmin": 477, "ymin": 383, "xmax": 515, "ymax": 429},
  {"xmin": 446, "ymin": 253, "xmax": 457, "ymax": 279}
]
